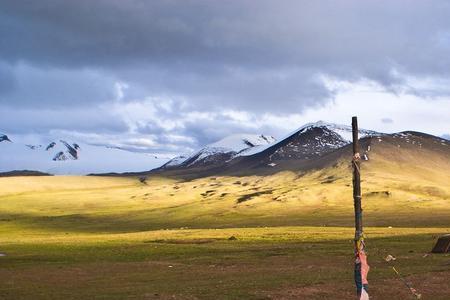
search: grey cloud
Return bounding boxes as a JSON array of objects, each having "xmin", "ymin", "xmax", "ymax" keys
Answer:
[
  {"xmin": 1, "ymin": 0, "xmax": 450, "ymax": 152},
  {"xmin": 173, "ymin": 114, "xmax": 265, "ymax": 147},
  {"xmin": 381, "ymin": 118, "xmax": 394, "ymax": 124},
  {"xmin": 118, "ymin": 66, "xmax": 332, "ymax": 113},
  {"xmin": 0, "ymin": 105, "xmax": 128, "ymax": 134},
  {"xmin": 0, "ymin": 64, "xmax": 117, "ymax": 108},
  {"xmin": 133, "ymin": 107, "xmax": 269, "ymax": 148},
  {"xmin": 56, "ymin": 130, "xmax": 195, "ymax": 155},
  {"xmin": 2, "ymin": 1, "xmax": 449, "ymax": 73},
  {"xmin": 2, "ymin": 0, "xmax": 450, "ymax": 109},
  {"xmin": 0, "ymin": 62, "xmax": 16, "ymax": 94},
  {"xmin": 133, "ymin": 112, "xmax": 238, "ymax": 148}
]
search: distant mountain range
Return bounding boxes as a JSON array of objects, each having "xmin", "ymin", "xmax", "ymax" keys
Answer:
[
  {"xmin": 153, "ymin": 121, "xmax": 379, "ymax": 173},
  {"xmin": 0, "ymin": 136, "xmax": 168, "ymax": 175},
  {"xmin": 149, "ymin": 121, "xmax": 449, "ymax": 179},
  {"xmin": 157, "ymin": 121, "xmax": 378, "ymax": 173},
  {"xmin": 1, "ymin": 121, "xmax": 449, "ymax": 177}
]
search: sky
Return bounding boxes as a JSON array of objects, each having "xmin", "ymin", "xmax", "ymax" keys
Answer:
[{"xmin": 1, "ymin": 0, "xmax": 449, "ymax": 156}]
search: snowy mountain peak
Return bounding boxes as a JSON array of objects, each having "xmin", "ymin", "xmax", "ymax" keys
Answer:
[
  {"xmin": 160, "ymin": 133, "xmax": 276, "ymax": 168},
  {"xmin": 257, "ymin": 121, "xmax": 382, "ymax": 161},
  {"xmin": 0, "ymin": 134, "xmax": 12, "ymax": 143},
  {"xmin": 294, "ymin": 121, "xmax": 380, "ymax": 142},
  {"xmin": 235, "ymin": 121, "xmax": 380, "ymax": 159}
]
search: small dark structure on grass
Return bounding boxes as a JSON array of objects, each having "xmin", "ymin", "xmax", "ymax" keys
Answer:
[{"xmin": 431, "ymin": 234, "xmax": 450, "ymax": 253}]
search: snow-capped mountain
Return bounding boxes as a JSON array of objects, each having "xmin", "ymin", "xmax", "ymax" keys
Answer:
[
  {"xmin": 153, "ymin": 121, "xmax": 381, "ymax": 175},
  {"xmin": 220, "ymin": 120, "xmax": 382, "ymax": 173},
  {"xmin": 238, "ymin": 121, "xmax": 378, "ymax": 158},
  {"xmin": 0, "ymin": 136, "xmax": 169, "ymax": 175},
  {"xmin": 160, "ymin": 134, "xmax": 276, "ymax": 169},
  {"xmin": 257, "ymin": 121, "xmax": 380, "ymax": 161}
]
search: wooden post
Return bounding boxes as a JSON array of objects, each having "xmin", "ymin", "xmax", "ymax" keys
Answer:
[
  {"xmin": 352, "ymin": 116, "xmax": 363, "ymax": 240},
  {"xmin": 352, "ymin": 116, "xmax": 369, "ymax": 299}
]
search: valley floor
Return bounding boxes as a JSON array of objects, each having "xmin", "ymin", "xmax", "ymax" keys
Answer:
[{"xmin": 0, "ymin": 174, "xmax": 449, "ymax": 299}]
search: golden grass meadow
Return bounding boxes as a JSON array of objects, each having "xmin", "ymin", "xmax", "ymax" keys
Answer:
[{"xmin": 0, "ymin": 145, "xmax": 449, "ymax": 299}]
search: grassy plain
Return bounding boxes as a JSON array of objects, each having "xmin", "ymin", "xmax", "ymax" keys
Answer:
[{"xmin": 0, "ymin": 154, "xmax": 449, "ymax": 299}]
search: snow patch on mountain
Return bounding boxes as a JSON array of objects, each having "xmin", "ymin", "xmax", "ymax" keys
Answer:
[
  {"xmin": 208, "ymin": 134, "xmax": 276, "ymax": 152},
  {"xmin": 0, "ymin": 134, "xmax": 12, "ymax": 143},
  {"xmin": 161, "ymin": 155, "xmax": 189, "ymax": 168},
  {"xmin": 282, "ymin": 121, "xmax": 379, "ymax": 143}
]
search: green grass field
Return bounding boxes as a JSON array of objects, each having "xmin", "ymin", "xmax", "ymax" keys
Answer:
[{"xmin": 0, "ymin": 159, "xmax": 449, "ymax": 299}]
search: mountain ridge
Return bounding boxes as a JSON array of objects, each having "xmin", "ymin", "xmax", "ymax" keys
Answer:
[
  {"xmin": 2, "ymin": 121, "xmax": 449, "ymax": 177},
  {"xmin": 151, "ymin": 121, "xmax": 381, "ymax": 177},
  {"xmin": 146, "ymin": 122, "xmax": 449, "ymax": 179}
]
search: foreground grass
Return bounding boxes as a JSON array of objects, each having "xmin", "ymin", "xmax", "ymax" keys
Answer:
[
  {"xmin": 1, "ymin": 227, "xmax": 449, "ymax": 299},
  {"xmin": 0, "ymin": 170, "xmax": 449, "ymax": 299}
]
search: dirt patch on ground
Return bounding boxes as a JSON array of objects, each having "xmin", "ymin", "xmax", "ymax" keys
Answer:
[{"xmin": 263, "ymin": 270, "xmax": 450, "ymax": 300}]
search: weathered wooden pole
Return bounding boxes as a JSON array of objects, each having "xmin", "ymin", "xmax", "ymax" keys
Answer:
[
  {"xmin": 352, "ymin": 116, "xmax": 363, "ymax": 240},
  {"xmin": 352, "ymin": 116, "xmax": 369, "ymax": 300}
]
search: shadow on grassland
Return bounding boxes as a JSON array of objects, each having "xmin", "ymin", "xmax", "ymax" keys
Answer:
[{"xmin": 2, "ymin": 207, "xmax": 450, "ymax": 234}]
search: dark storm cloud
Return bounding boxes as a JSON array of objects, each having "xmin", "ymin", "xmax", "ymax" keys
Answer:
[
  {"xmin": 2, "ymin": 0, "xmax": 449, "ymax": 72},
  {"xmin": 1, "ymin": 0, "xmax": 450, "ymax": 150},
  {"xmin": 2, "ymin": 1, "xmax": 450, "ymax": 108}
]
